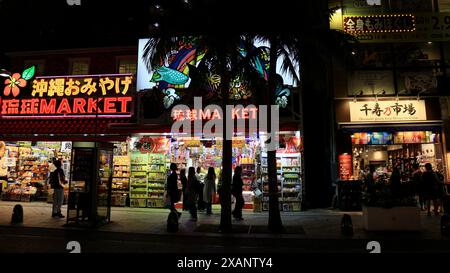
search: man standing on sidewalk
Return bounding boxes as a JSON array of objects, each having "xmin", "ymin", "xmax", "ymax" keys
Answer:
[{"xmin": 50, "ymin": 159, "xmax": 66, "ymax": 218}]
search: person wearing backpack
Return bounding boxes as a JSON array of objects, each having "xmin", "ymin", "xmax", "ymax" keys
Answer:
[{"xmin": 50, "ymin": 159, "xmax": 67, "ymax": 218}]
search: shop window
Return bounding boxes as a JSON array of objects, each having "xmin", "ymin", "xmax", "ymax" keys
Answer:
[
  {"xmin": 117, "ymin": 57, "xmax": 137, "ymax": 75},
  {"xmin": 24, "ymin": 60, "xmax": 45, "ymax": 76},
  {"xmin": 394, "ymin": 43, "xmax": 441, "ymax": 67},
  {"xmin": 347, "ymin": 70, "xmax": 395, "ymax": 96},
  {"xmin": 70, "ymin": 59, "xmax": 90, "ymax": 75}
]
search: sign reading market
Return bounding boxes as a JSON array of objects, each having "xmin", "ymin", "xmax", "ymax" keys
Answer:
[
  {"xmin": 0, "ymin": 73, "xmax": 134, "ymax": 118},
  {"xmin": 349, "ymin": 100, "xmax": 427, "ymax": 122}
]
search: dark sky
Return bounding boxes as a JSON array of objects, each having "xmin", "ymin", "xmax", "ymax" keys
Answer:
[{"xmin": 0, "ymin": 0, "xmax": 317, "ymax": 53}]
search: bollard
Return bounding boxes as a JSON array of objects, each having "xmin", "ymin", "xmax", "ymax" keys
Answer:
[
  {"xmin": 341, "ymin": 214, "xmax": 353, "ymax": 236},
  {"xmin": 11, "ymin": 204, "xmax": 23, "ymax": 224}
]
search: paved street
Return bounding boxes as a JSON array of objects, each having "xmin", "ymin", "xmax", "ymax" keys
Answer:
[{"xmin": 0, "ymin": 202, "xmax": 449, "ymax": 253}]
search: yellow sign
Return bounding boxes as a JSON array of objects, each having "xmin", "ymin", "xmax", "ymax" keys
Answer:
[
  {"xmin": 341, "ymin": 13, "xmax": 450, "ymax": 43},
  {"xmin": 31, "ymin": 74, "xmax": 133, "ymax": 97}
]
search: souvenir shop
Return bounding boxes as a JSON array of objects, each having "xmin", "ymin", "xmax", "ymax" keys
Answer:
[{"xmin": 335, "ymin": 98, "xmax": 447, "ymax": 210}]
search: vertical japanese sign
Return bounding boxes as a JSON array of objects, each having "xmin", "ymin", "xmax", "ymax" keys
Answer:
[
  {"xmin": 338, "ymin": 154, "xmax": 353, "ymax": 180},
  {"xmin": 349, "ymin": 100, "xmax": 426, "ymax": 122}
]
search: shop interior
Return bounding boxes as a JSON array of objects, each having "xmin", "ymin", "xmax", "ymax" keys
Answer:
[
  {"xmin": 350, "ymin": 131, "xmax": 445, "ymax": 182},
  {"xmin": 0, "ymin": 131, "xmax": 303, "ymax": 212}
]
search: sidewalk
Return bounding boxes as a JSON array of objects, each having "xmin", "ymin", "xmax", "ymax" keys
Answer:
[{"xmin": 0, "ymin": 201, "xmax": 446, "ymax": 240}]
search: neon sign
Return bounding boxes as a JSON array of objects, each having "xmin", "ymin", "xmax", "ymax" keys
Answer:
[
  {"xmin": 0, "ymin": 74, "xmax": 134, "ymax": 118},
  {"xmin": 171, "ymin": 106, "xmax": 258, "ymax": 121}
]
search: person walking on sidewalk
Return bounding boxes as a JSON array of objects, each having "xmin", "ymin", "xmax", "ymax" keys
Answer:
[
  {"xmin": 166, "ymin": 163, "xmax": 181, "ymax": 218},
  {"xmin": 232, "ymin": 166, "xmax": 244, "ymax": 220},
  {"xmin": 180, "ymin": 168, "xmax": 188, "ymax": 211},
  {"xmin": 50, "ymin": 159, "xmax": 67, "ymax": 218},
  {"xmin": 203, "ymin": 167, "xmax": 217, "ymax": 215},
  {"xmin": 187, "ymin": 167, "xmax": 200, "ymax": 221}
]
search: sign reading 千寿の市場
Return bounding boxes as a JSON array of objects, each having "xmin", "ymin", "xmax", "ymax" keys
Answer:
[{"xmin": 349, "ymin": 100, "xmax": 427, "ymax": 122}]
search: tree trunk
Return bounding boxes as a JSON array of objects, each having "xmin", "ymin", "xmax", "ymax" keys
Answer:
[
  {"xmin": 219, "ymin": 53, "xmax": 233, "ymax": 233},
  {"xmin": 267, "ymin": 35, "xmax": 283, "ymax": 233},
  {"xmin": 301, "ymin": 0, "xmax": 336, "ymax": 209}
]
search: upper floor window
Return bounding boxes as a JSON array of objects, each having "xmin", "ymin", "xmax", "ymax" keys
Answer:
[
  {"xmin": 70, "ymin": 58, "xmax": 90, "ymax": 75},
  {"xmin": 24, "ymin": 60, "xmax": 45, "ymax": 76},
  {"xmin": 117, "ymin": 57, "xmax": 137, "ymax": 75}
]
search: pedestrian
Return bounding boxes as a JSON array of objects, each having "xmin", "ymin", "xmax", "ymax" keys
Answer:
[
  {"xmin": 203, "ymin": 167, "xmax": 217, "ymax": 215},
  {"xmin": 49, "ymin": 159, "xmax": 67, "ymax": 218},
  {"xmin": 231, "ymin": 166, "xmax": 244, "ymax": 220},
  {"xmin": 187, "ymin": 167, "xmax": 200, "ymax": 221},
  {"xmin": 411, "ymin": 163, "xmax": 424, "ymax": 210},
  {"xmin": 180, "ymin": 168, "xmax": 188, "ymax": 211},
  {"xmin": 389, "ymin": 167, "xmax": 402, "ymax": 199},
  {"xmin": 196, "ymin": 167, "xmax": 205, "ymax": 211},
  {"xmin": 422, "ymin": 163, "xmax": 440, "ymax": 216},
  {"xmin": 166, "ymin": 163, "xmax": 181, "ymax": 218}
]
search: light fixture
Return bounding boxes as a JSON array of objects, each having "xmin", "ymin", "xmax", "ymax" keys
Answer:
[
  {"xmin": 83, "ymin": 134, "xmax": 88, "ymax": 137},
  {"xmin": 153, "ymin": 22, "xmax": 159, "ymax": 28},
  {"xmin": 50, "ymin": 134, "xmax": 54, "ymax": 137},
  {"xmin": 428, "ymin": 41, "xmax": 433, "ymax": 45}
]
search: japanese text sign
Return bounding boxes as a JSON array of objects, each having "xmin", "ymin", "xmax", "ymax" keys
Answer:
[
  {"xmin": 349, "ymin": 100, "xmax": 426, "ymax": 122},
  {"xmin": 343, "ymin": 14, "xmax": 416, "ymax": 34},
  {"xmin": 342, "ymin": 13, "xmax": 450, "ymax": 43}
]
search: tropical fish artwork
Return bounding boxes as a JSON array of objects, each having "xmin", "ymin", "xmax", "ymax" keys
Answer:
[
  {"xmin": 150, "ymin": 39, "xmax": 206, "ymax": 108},
  {"xmin": 151, "ymin": 66, "xmax": 189, "ymax": 85}
]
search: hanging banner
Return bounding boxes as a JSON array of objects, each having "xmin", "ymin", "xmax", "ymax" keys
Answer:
[{"xmin": 349, "ymin": 100, "xmax": 427, "ymax": 122}]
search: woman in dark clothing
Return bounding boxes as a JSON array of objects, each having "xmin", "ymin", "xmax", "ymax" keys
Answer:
[
  {"xmin": 166, "ymin": 163, "xmax": 181, "ymax": 218},
  {"xmin": 231, "ymin": 166, "xmax": 244, "ymax": 220},
  {"xmin": 389, "ymin": 167, "xmax": 402, "ymax": 199},
  {"xmin": 180, "ymin": 169, "xmax": 188, "ymax": 211},
  {"xmin": 187, "ymin": 167, "xmax": 200, "ymax": 221}
]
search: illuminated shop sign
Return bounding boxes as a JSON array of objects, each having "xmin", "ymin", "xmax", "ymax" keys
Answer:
[
  {"xmin": 171, "ymin": 106, "xmax": 258, "ymax": 121},
  {"xmin": 349, "ymin": 100, "xmax": 426, "ymax": 122},
  {"xmin": 351, "ymin": 131, "xmax": 437, "ymax": 145},
  {"xmin": 0, "ymin": 74, "xmax": 134, "ymax": 118},
  {"xmin": 343, "ymin": 14, "xmax": 416, "ymax": 34}
]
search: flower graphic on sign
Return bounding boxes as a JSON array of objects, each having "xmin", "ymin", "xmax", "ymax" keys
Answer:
[{"xmin": 0, "ymin": 66, "xmax": 35, "ymax": 97}]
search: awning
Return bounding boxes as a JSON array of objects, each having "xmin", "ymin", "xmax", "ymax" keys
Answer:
[
  {"xmin": 338, "ymin": 120, "xmax": 443, "ymax": 132},
  {"xmin": 0, "ymin": 118, "xmax": 132, "ymax": 136}
]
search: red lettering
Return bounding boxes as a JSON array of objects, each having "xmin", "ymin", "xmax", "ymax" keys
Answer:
[
  {"xmin": 241, "ymin": 108, "xmax": 249, "ymax": 119},
  {"xmin": 73, "ymin": 98, "xmax": 86, "ymax": 114},
  {"xmin": 103, "ymin": 97, "xmax": 117, "ymax": 114},
  {"xmin": 200, "ymin": 109, "xmax": 211, "ymax": 120},
  {"xmin": 40, "ymin": 99, "xmax": 56, "ymax": 114},
  {"xmin": 212, "ymin": 109, "xmax": 221, "ymax": 119},
  {"xmin": 57, "ymin": 98, "xmax": 72, "ymax": 114},
  {"xmin": 249, "ymin": 107, "xmax": 258, "ymax": 119},
  {"xmin": 117, "ymin": 97, "xmax": 132, "ymax": 113},
  {"xmin": 232, "ymin": 108, "xmax": 240, "ymax": 119},
  {"xmin": 87, "ymin": 98, "xmax": 102, "ymax": 114}
]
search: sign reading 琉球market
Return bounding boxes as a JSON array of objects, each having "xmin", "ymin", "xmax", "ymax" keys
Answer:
[{"xmin": 349, "ymin": 100, "xmax": 427, "ymax": 122}]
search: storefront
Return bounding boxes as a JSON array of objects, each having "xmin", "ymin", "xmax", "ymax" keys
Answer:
[
  {"xmin": 335, "ymin": 98, "xmax": 446, "ymax": 210},
  {"xmin": 0, "ymin": 71, "xmax": 135, "ymax": 225}
]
